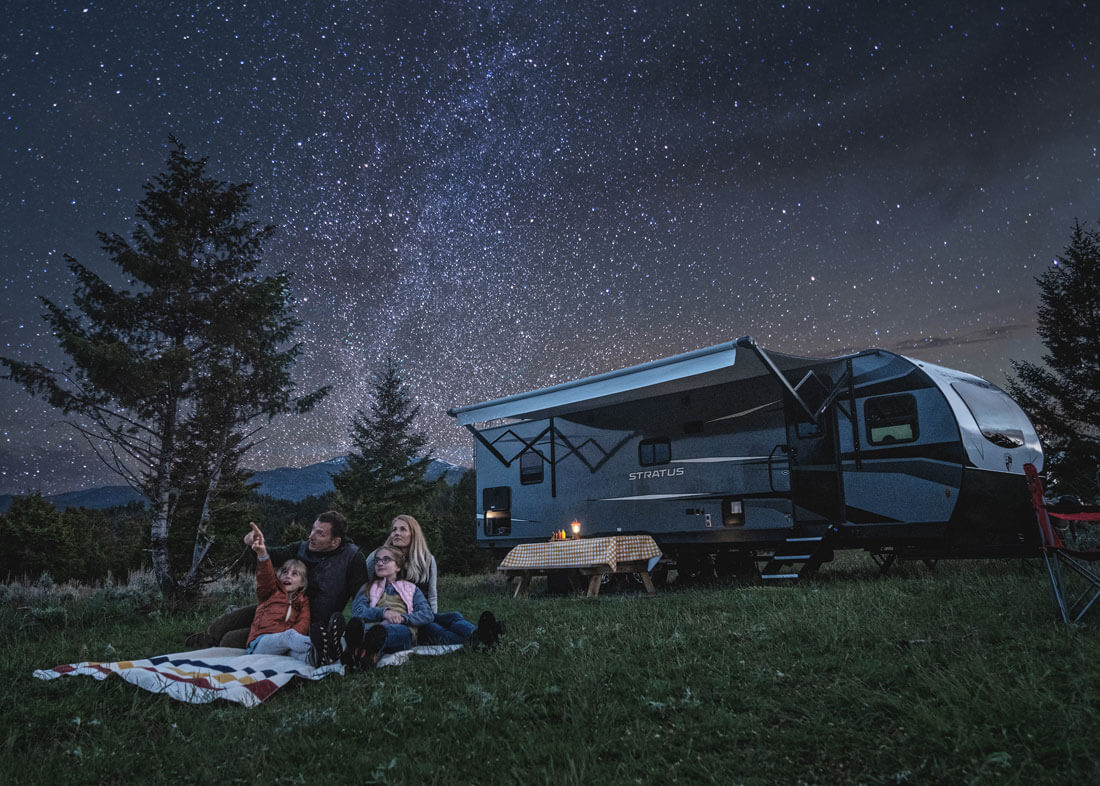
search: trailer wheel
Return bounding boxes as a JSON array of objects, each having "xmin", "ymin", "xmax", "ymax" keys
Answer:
[
  {"xmin": 674, "ymin": 552, "xmax": 715, "ymax": 585},
  {"xmin": 546, "ymin": 571, "xmax": 573, "ymax": 595},
  {"xmin": 598, "ymin": 573, "xmax": 638, "ymax": 594},
  {"xmin": 607, "ymin": 565, "xmax": 669, "ymax": 592},
  {"xmin": 715, "ymin": 550, "xmax": 758, "ymax": 582}
]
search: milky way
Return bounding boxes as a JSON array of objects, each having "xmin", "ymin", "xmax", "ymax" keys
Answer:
[{"xmin": 2, "ymin": 1, "xmax": 1097, "ymax": 495}]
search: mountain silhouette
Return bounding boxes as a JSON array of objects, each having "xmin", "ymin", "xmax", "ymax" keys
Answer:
[{"xmin": 0, "ymin": 456, "xmax": 468, "ymax": 513}]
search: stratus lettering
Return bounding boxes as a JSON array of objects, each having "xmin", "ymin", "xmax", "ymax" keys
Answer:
[{"xmin": 628, "ymin": 467, "xmax": 685, "ymax": 481}]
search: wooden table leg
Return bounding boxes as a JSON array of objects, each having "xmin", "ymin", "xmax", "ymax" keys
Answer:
[
  {"xmin": 567, "ymin": 572, "xmax": 585, "ymax": 594},
  {"xmin": 513, "ymin": 574, "xmax": 532, "ymax": 598},
  {"xmin": 640, "ymin": 571, "xmax": 656, "ymax": 596},
  {"xmin": 586, "ymin": 574, "xmax": 602, "ymax": 598}
]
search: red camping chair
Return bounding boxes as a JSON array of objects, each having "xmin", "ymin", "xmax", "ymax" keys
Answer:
[{"xmin": 1024, "ymin": 463, "xmax": 1100, "ymax": 624}]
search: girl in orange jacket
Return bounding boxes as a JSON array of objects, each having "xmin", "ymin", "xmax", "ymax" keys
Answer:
[{"xmin": 245, "ymin": 522, "xmax": 311, "ymax": 661}]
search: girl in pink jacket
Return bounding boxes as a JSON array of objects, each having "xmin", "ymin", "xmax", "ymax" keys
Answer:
[{"xmin": 342, "ymin": 545, "xmax": 433, "ymax": 669}]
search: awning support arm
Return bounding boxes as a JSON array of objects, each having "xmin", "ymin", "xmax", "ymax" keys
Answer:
[
  {"xmin": 736, "ymin": 337, "xmax": 821, "ymax": 423},
  {"xmin": 813, "ymin": 366, "xmax": 852, "ymax": 419},
  {"xmin": 736, "ymin": 336, "xmax": 850, "ymax": 424}
]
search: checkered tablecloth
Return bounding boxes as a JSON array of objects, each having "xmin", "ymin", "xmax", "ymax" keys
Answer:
[{"xmin": 498, "ymin": 535, "xmax": 661, "ymax": 573}]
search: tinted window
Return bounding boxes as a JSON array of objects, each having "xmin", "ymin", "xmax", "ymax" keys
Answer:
[
  {"xmin": 864, "ymin": 394, "xmax": 919, "ymax": 445},
  {"xmin": 951, "ymin": 380, "xmax": 1027, "ymax": 448},
  {"xmin": 639, "ymin": 437, "xmax": 671, "ymax": 466},
  {"xmin": 483, "ymin": 486, "xmax": 510, "ymax": 511},
  {"xmin": 519, "ymin": 450, "xmax": 544, "ymax": 485}
]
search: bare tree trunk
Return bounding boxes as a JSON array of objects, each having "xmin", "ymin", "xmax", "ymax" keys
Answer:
[
  {"xmin": 179, "ymin": 429, "xmax": 230, "ymax": 594},
  {"xmin": 149, "ymin": 404, "xmax": 179, "ymax": 597},
  {"xmin": 150, "ymin": 482, "xmax": 176, "ymax": 596}
]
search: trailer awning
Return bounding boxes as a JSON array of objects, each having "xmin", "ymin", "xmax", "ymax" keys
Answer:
[{"xmin": 448, "ymin": 336, "xmax": 843, "ymax": 427}]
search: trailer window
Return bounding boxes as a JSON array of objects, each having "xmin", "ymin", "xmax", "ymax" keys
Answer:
[
  {"xmin": 519, "ymin": 450, "xmax": 544, "ymax": 485},
  {"xmin": 639, "ymin": 437, "xmax": 671, "ymax": 466},
  {"xmin": 864, "ymin": 394, "xmax": 919, "ymax": 445},
  {"xmin": 483, "ymin": 486, "xmax": 510, "ymax": 511},
  {"xmin": 950, "ymin": 380, "xmax": 1027, "ymax": 448}
]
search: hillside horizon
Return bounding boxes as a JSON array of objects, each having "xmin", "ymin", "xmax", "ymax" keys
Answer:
[{"xmin": 0, "ymin": 455, "xmax": 469, "ymax": 513}]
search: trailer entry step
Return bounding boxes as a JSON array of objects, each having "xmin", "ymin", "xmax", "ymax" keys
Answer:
[{"xmin": 760, "ymin": 527, "xmax": 839, "ymax": 584}]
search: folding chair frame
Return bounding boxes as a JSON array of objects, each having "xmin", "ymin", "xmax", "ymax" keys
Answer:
[{"xmin": 1025, "ymin": 463, "xmax": 1100, "ymax": 624}]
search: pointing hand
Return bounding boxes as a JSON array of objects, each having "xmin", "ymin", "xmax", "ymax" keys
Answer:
[{"xmin": 248, "ymin": 522, "xmax": 267, "ymax": 558}]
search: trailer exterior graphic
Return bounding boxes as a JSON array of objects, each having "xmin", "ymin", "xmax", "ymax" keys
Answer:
[{"xmin": 448, "ymin": 337, "xmax": 1043, "ymax": 575}]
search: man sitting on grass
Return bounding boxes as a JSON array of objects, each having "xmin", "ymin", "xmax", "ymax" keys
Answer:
[{"xmin": 186, "ymin": 510, "xmax": 367, "ymax": 666}]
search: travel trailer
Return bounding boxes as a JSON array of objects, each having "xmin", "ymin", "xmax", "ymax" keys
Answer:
[{"xmin": 448, "ymin": 337, "xmax": 1043, "ymax": 580}]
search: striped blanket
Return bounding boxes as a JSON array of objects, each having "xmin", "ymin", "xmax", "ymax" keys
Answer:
[
  {"xmin": 33, "ymin": 647, "xmax": 342, "ymax": 708},
  {"xmin": 33, "ymin": 644, "xmax": 463, "ymax": 708}
]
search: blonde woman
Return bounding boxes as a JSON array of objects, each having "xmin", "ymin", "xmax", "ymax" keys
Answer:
[{"xmin": 367, "ymin": 514, "xmax": 438, "ymax": 611}]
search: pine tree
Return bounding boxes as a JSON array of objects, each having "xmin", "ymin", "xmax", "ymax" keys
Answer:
[
  {"xmin": 333, "ymin": 357, "xmax": 439, "ymax": 543},
  {"xmin": 1009, "ymin": 218, "xmax": 1100, "ymax": 499},
  {"xmin": 433, "ymin": 468, "xmax": 494, "ymax": 575},
  {"xmin": 0, "ymin": 140, "xmax": 327, "ymax": 597}
]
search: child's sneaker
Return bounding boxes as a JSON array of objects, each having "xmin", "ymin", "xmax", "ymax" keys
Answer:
[
  {"xmin": 361, "ymin": 624, "xmax": 388, "ymax": 668},
  {"xmin": 342, "ymin": 617, "xmax": 365, "ymax": 667},
  {"xmin": 474, "ymin": 611, "xmax": 504, "ymax": 649}
]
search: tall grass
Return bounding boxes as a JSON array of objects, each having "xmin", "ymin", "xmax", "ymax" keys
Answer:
[{"xmin": 3, "ymin": 555, "xmax": 1096, "ymax": 785}]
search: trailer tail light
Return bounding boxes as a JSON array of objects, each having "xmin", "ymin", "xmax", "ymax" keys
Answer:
[{"xmin": 723, "ymin": 499, "xmax": 744, "ymax": 526}]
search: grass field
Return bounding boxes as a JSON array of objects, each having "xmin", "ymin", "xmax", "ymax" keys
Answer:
[{"xmin": 3, "ymin": 554, "xmax": 1097, "ymax": 785}]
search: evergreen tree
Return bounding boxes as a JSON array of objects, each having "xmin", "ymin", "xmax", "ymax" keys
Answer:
[
  {"xmin": 0, "ymin": 140, "xmax": 327, "ymax": 598},
  {"xmin": 434, "ymin": 468, "xmax": 495, "ymax": 575},
  {"xmin": 1009, "ymin": 218, "xmax": 1100, "ymax": 499},
  {"xmin": 0, "ymin": 495, "xmax": 71, "ymax": 582},
  {"xmin": 333, "ymin": 357, "xmax": 438, "ymax": 543},
  {"xmin": 0, "ymin": 496, "xmax": 117, "ymax": 583}
]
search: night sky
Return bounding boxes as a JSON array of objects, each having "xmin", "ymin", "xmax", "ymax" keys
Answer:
[{"xmin": 2, "ymin": 1, "xmax": 1098, "ymax": 496}]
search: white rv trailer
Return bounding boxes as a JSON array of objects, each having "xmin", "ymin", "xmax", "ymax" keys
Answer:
[{"xmin": 448, "ymin": 337, "xmax": 1043, "ymax": 578}]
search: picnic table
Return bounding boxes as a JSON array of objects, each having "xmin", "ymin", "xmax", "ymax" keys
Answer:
[{"xmin": 497, "ymin": 535, "xmax": 663, "ymax": 598}]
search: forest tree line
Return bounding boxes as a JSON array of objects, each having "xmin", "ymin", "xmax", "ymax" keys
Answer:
[
  {"xmin": 0, "ymin": 353, "xmax": 492, "ymax": 583},
  {"xmin": 0, "ymin": 468, "xmax": 491, "ymax": 586}
]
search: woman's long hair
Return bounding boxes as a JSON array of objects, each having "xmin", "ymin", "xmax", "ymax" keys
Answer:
[{"xmin": 386, "ymin": 514, "xmax": 433, "ymax": 584}]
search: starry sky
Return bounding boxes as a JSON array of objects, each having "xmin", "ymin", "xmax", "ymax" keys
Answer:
[{"xmin": 2, "ymin": 1, "xmax": 1098, "ymax": 496}]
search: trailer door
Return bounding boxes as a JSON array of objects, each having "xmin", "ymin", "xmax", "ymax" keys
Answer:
[{"xmin": 784, "ymin": 379, "xmax": 845, "ymax": 527}]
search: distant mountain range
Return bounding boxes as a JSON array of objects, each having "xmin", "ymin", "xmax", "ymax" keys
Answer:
[{"xmin": 0, "ymin": 456, "xmax": 469, "ymax": 513}]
